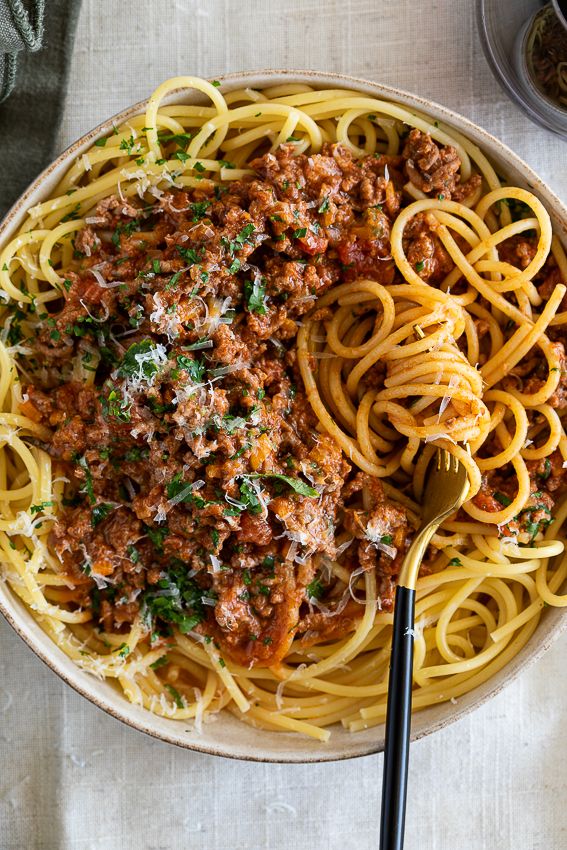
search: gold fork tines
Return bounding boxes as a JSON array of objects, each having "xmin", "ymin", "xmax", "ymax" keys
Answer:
[{"xmin": 398, "ymin": 448, "xmax": 469, "ymax": 591}]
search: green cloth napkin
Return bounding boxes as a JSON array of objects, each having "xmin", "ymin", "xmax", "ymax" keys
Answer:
[
  {"xmin": 0, "ymin": 0, "xmax": 82, "ymax": 220},
  {"xmin": 0, "ymin": 0, "xmax": 44, "ymax": 102}
]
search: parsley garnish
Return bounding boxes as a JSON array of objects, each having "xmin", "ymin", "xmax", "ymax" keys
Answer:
[
  {"xmin": 117, "ymin": 339, "xmax": 163, "ymax": 382},
  {"xmin": 91, "ymin": 502, "xmax": 113, "ymax": 527},
  {"xmin": 224, "ymin": 223, "xmax": 256, "ymax": 256},
  {"xmin": 177, "ymin": 354, "xmax": 205, "ymax": 382},
  {"xmin": 238, "ymin": 479, "xmax": 263, "ymax": 515},
  {"xmin": 244, "ymin": 276, "xmax": 267, "ymax": 315},
  {"xmin": 189, "ymin": 200, "xmax": 212, "ymax": 221},
  {"xmin": 61, "ymin": 203, "xmax": 81, "ymax": 223},
  {"xmin": 494, "ymin": 492, "xmax": 512, "ymax": 507},
  {"xmin": 77, "ymin": 456, "xmax": 96, "ymax": 504},
  {"xmin": 165, "ymin": 683, "xmax": 184, "ymax": 708},
  {"xmin": 250, "ymin": 473, "xmax": 318, "ymax": 497},
  {"xmin": 306, "ymin": 578, "xmax": 324, "ymax": 599},
  {"xmin": 112, "ymin": 219, "xmax": 141, "ymax": 247},
  {"xmin": 119, "ymin": 135, "xmax": 137, "ymax": 155},
  {"xmin": 114, "ymin": 643, "xmax": 130, "ymax": 658},
  {"xmin": 145, "ymin": 524, "xmax": 169, "ymax": 553},
  {"xmin": 157, "ymin": 131, "xmax": 193, "ymax": 146},
  {"xmin": 29, "ymin": 501, "xmax": 53, "ymax": 515},
  {"xmin": 166, "ymin": 270, "xmax": 182, "ymax": 290},
  {"xmin": 127, "ymin": 545, "xmax": 140, "ymax": 564},
  {"xmin": 176, "ymin": 245, "xmax": 204, "ymax": 265},
  {"xmin": 142, "ymin": 562, "xmax": 205, "ymax": 635}
]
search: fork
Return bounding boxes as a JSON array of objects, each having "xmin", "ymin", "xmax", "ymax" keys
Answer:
[{"xmin": 379, "ymin": 449, "xmax": 469, "ymax": 850}]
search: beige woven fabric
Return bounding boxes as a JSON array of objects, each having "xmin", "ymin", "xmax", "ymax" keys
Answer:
[{"xmin": 1, "ymin": 2, "xmax": 566, "ymax": 849}]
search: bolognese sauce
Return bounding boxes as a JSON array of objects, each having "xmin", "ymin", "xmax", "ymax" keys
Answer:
[{"xmin": 20, "ymin": 133, "xmax": 566, "ymax": 668}]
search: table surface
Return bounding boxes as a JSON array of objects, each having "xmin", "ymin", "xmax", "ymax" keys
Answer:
[{"xmin": 1, "ymin": 2, "xmax": 566, "ymax": 849}]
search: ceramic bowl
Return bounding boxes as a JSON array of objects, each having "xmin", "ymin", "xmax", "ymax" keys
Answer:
[{"xmin": 1, "ymin": 70, "xmax": 566, "ymax": 762}]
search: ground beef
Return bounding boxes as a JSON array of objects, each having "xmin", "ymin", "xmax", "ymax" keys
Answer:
[
  {"xmin": 403, "ymin": 212, "xmax": 453, "ymax": 284},
  {"xmin": 403, "ymin": 128, "xmax": 480, "ymax": 200}
]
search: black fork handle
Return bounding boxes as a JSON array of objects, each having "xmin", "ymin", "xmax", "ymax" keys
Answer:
[{"xmin": 379, "ymin": 585, "xmax": 416, "ymax": 850}]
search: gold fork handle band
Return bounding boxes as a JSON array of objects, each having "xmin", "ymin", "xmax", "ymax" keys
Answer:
[{"xmin": 398, "ymin": 522, "xmax": 438, "ymax": 590}]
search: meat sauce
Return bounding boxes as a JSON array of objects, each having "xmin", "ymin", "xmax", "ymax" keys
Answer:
[{"xmin": 20, "ymin": 132, "xmax": 566, "ymax": 666}]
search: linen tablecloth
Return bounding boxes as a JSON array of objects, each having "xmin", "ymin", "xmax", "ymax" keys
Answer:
[{"xmin": 1, "ymin": 2, "xmax": 566, "ymax": 848}]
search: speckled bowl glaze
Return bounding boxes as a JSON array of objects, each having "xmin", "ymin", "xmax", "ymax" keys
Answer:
[{"xmin": 0, "ymin": 71, "xmax": 566, "ymax": 763}]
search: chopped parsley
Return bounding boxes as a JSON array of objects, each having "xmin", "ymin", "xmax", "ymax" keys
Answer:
[
  {"xmin": 117, "ymin": 339, "xmax": 164, "ymax": 382},
  {"xmin": 127, "ymin": 544, "xmax": 140, "ymax": 564},
  {"xmin": 142, "ymin": 561, "xmax": 205, "ymax": 636},
  {"xmin": 494, "ymin": 492, "xmax": 512, "ymax": 507},
  {"xmin": 176, "ymin": 245, "xmax": 204, "ymax": 265},
  {"xmin": 29, "ymin": 500, "xmax": 53, "ymax": 515},
  {"xmin": 306, "ymin": 578, "xmax": 324, "ymax": 599},
  {"xmin": 77, "ymin": 456, "xmax": 96, "ymax": 504},
  {"xmin": 224, "ymin": 223, "xmax": 256, "ymax": 256},
  {"xmin": 157, "ymin": 131, "xmax": 193, "ymax": 146},
  {"xmin": 238, "ymin": 479, "xmax": 263, "ymax": 515},
  {"xmin": 244, "ymin": 276, "xmax": 267, "ymax": 315},
  {"xmin": 114, "ymin": 643, "xmax": 130, "ymax": 658},
  {"xmin": 177, "ymin": 354, "xmax": 205, "ymax": 382},
  {"xmin": 119, "ymin": 135, "xmax": 137, "ymax": 155},
  {"xmin": 189, "ymin": 200, "xmax": 212, "ymax": 221},
  {"xmin": 112, "ymin": 219, "xmax": 141, "ymax": 247},
  {"xmin": 250, "ymin": 473, "xmax": 318, "ymax": 498},
  {"xmin": 61, "ymin": 203, "xmax": 81, "ymax": 223},
  {"xmin": 91, "ymin": 502, "xmax": 113, "ymax": 527},
  {"xmin": 165, "ymin": 684, "xmax": 184, "ymax": 708},
  {"xmin": 166, "ymin": 270, "xmax": 182, "ymax": 290},
  {"xmin": 145, "ymin": 524, "xmax": 169, "ymax": 554}
]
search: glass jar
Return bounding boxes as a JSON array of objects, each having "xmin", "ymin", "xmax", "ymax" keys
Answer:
[{"xmin": 478, "ymin": 0, "xmax": 567, "ymax": 138}]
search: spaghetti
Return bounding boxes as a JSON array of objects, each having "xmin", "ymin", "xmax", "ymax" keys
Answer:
[{"xmin": 0, "ymin": 77, "xmax": 565, "ymax": 742}]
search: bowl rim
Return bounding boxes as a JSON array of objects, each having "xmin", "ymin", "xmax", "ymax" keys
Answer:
[{"xmin": 1, "ymin": 68, "xmax": 566, "ymax": 763}]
